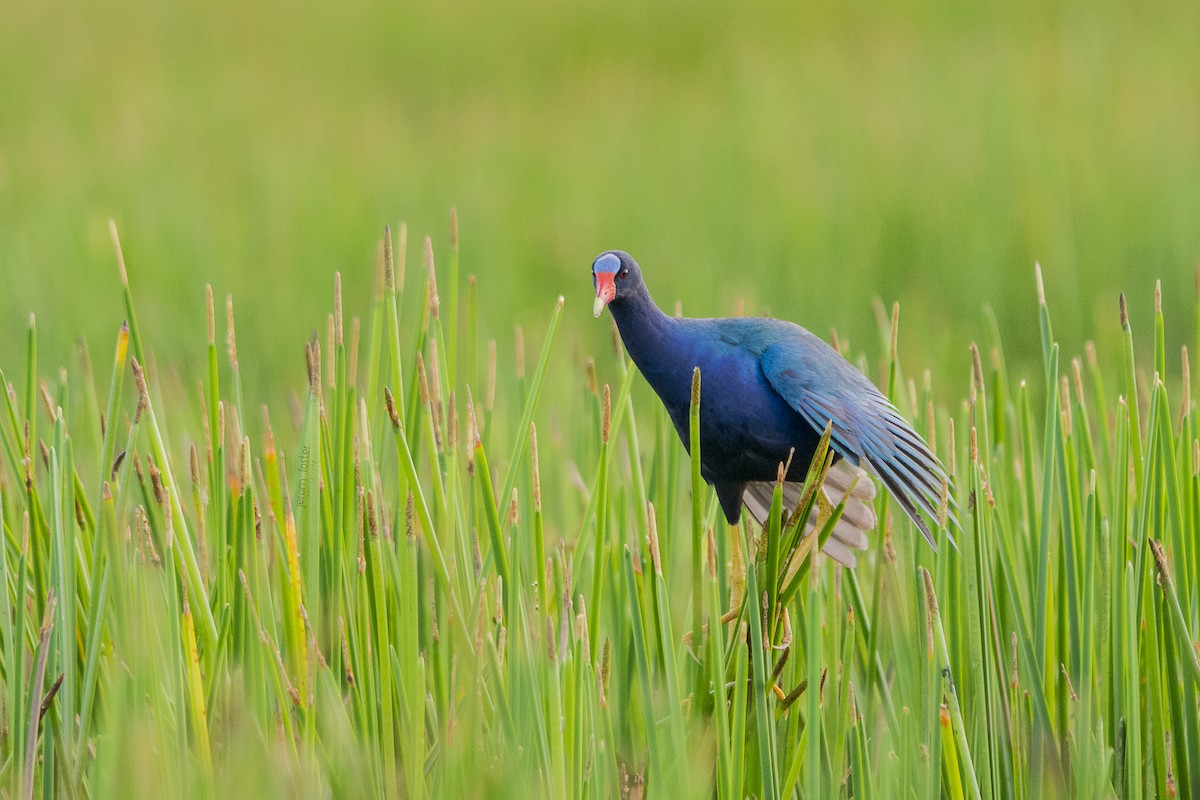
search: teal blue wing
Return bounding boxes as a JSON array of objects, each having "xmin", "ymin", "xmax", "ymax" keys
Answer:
[{"xmin": 760, "ymin": 331, "xmax": 958, "ymax": 548}]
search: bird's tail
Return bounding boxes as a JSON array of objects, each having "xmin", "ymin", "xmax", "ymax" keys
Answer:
[{"xmin": 742, "ymin": 459, "xmax": 876, "ymax": 568}]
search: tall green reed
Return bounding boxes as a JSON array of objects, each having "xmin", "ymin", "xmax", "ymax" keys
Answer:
[{"xmin": 0, "ymin": 219, "xmax": 1195, "ymax": 799}]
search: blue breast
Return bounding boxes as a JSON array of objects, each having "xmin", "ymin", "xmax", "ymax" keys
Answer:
[{"xmin": 632, "ymin": 316, "xmax": 823, "ymax": 483}]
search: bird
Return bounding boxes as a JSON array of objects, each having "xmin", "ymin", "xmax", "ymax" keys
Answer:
[{"xmin": 591, "ymin": 250, "xmax": 956, "ymax": 567}]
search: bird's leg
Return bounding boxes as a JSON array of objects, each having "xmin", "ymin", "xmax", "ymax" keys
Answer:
[
  {"xmin": 769, "ymin": 646, "xmax": 790, "ymax": 701},
  {"xmin": 775, "ymin": 608, "xmax": 792, "ymax": 650},
  {"xmin": 681, "ymin": 519, "xmax": 741, "ymax": 646},
  {"xmin": 718, "ymin": 518, "xmax": 748, "ymax": 631},
  {"xmin": 723, "ymin": 517, "xmax": 746, "ymax": 615}
]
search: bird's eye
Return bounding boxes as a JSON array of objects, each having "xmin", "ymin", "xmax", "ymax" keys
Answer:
[{"xmin": 619, "ymin": 268, "xmax": 630, "ymax": 278}]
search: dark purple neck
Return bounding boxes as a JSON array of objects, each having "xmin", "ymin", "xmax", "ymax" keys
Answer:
[{"xmin": 609, "ymin": 287, "xmax": 689, "ymax": 406}]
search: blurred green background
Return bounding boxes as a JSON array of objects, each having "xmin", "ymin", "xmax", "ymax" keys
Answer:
[{"xmin": 3, "ymin": 0, "xmax": 1199, "ymax": 404}]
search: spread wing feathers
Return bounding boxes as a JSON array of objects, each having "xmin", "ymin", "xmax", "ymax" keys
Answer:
[
  {"xmin": 760, "ymin": 334, "xmax": 959, "ymax": 550},
  {"xmin": 742, "ymin": 460, "xmax": 877, "ymax": 568}
]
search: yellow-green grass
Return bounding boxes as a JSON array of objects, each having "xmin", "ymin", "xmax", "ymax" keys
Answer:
[{"xmin": 0, "ymin": 221, "xmax": 1196, "ymax": 797}]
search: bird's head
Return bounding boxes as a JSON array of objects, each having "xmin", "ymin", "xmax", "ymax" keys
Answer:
[{"xmin": 591, "ymin": 250, "xmax": 642, "ymax": 318}]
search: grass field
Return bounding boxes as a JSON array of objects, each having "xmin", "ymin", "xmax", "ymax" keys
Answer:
[
  {"xmin": 2, "ymin": 0, "xmax": 1200, "ymax": 797},
  {"xmin": 0, "ymin": 222, "xmax": 1197, "ymax": 798},
  {"xmin": 4, "ymin": 0, "xmax": 1200, "ymax": 390}
]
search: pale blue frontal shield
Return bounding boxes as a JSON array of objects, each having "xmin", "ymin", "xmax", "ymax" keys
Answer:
[{"xmin": 592, "ymin": 252, "xmax": 621, "ymax": 275}]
